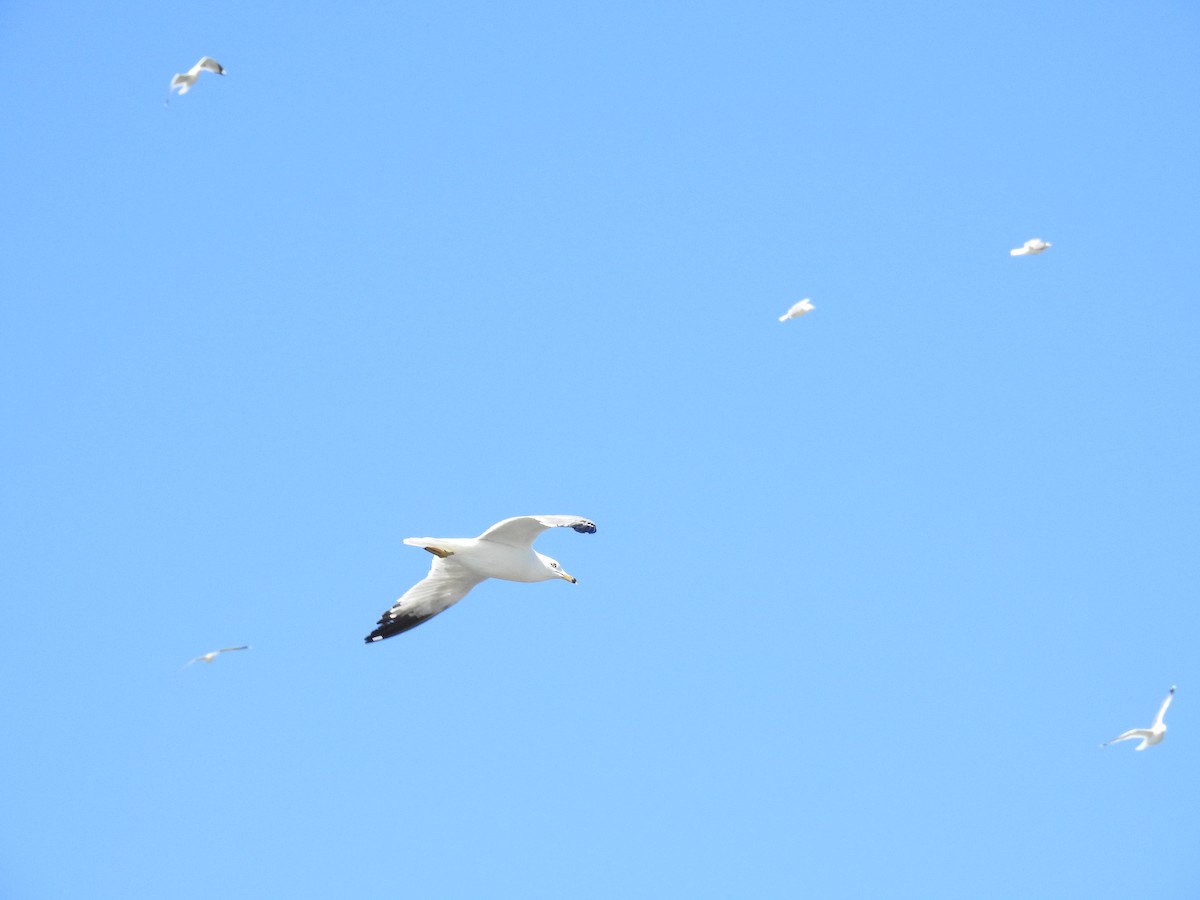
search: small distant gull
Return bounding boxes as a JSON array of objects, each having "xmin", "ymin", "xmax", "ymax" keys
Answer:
[
  {"xmin": 365, "ymin": 515, "xmax": 597, "ymax": 643},
  {"xmin": 778, "ymin": 299, "xmax": 815, "ymax": 322},
  {"xmin": 165, "ymin": 56, "xmax": 226, "ymax": 106},
  {"xmin": 184, "ymin": 645, "xmax": 251, "ymax": 667},
  {"xmin": 1010, "ymin": 238, "xmax": 1052, "ymax": 257},
  {"xmin": 1102, "ymin": 685, "xmax": 1176, "ymax": 751}
]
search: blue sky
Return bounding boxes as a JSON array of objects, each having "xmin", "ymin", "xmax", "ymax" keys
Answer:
[{"xmin": 2, "ymin": 1, "xmax": 1198, "ymax": 897}]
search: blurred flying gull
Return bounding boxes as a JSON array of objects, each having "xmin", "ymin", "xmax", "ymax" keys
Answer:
[
  {"xmin": 365, "ymin": 515, "xmax": 597, "ymax": 643},
  {"xmin": 778, "ymin": 299, "xmax": 815, "ymax": 322},
  {"xmin": 184, "ymin": 645, "xmax": 251, "ymax": 667},
  {"xmin": 166, "ymin": 57, "xmax": 226, "ymax": 106},
  {"xmin": 1010, "ymin": 238, "xmax": 1052, "ymax": 257},
  {"xmin": 1101, "ymin": 685, "xmax": 1176, "ymax": 751}
]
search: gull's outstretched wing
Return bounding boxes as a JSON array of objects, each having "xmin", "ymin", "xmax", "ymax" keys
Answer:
[
  {"xmin": 1153, "ymin": 686, "xmax": 1176, "ymax": 728},
  {"xmin": 166, "ymin": 74, "xmax": 189, "ymax": 105},
  {"xmin": 196, "ymin": 57, "xmax": 226, "ymax": 75},
  {"xmin": 183, "ymin": 646, "xmax": 249, "ymax": 668},
  {"xmin": 1102, "ymin": 728, "xmax": 1153, "ymax": 747},
  {"xmin": 365, "ymin": 557, "xmax": 486, "ymax": 643},
  {"xmin": 478, "ymin": 515, "xmax": 597, "ymax": 548},
  {"xmin": 1010, "ymin": 247, "xmax": 1029, "ymax": 256}
]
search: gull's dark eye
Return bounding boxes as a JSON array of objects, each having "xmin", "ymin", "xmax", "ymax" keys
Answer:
[{"xmin": 551, "ymin": 563, "xmax": 557, "ymax": 568}]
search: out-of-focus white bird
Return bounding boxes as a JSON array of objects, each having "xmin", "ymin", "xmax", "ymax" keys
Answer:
[
  {"xmin": 184, "ymin": 645, "xmax": 251, "ymax": 667},
  {"xmin": 1010, "ymin": 238, "xmax": 1052, "ymax": 257},
  {"xmin": 778, "ymin": 299, "xmax": 815, "ymax": 322},
  {"xmin": 1102, "ymin": 685, "xmax": 1176, "ymax": 751},
  {"xmin": 166, "ymin": 57, "xmax": 226, "ymax": 106}
]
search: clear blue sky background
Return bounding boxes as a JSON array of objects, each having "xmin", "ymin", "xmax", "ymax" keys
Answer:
[{"xmin": 2, "ymin": 2, "xmax": 1198, "ymax": 897}]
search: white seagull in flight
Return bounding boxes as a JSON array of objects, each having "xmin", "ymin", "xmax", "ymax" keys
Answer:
[
  {"xmin": 184, "ymin": 645, "xmax": 251, "ymax": 667},
  {"xmin": 1102, "ymin": 685, "xmax": 1176, "ymax": 751},
  {"xmin": 1010, "ymin": 238, "xmax": 1052, "ymax": 257},
  {"xmin": 365, "ymin": 515, "xmax": 597, "ymax": 643},
  {"xmin": 778, "ymin": 299, "xmax": 815, "ymax": 322},
  {"xmin": 166, "ymin": 56, "xmax": 226, "ymax": 106}
]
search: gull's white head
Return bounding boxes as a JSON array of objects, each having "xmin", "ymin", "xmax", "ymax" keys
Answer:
[{"xmin": 537, "ymin": 552, "xmax": 577, "ymax": 583}]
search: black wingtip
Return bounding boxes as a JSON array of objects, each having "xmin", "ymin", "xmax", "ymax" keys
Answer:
[
  {"xmin": 364, "ymin": 611, "xmax": 437, "ymax": 643},
  {"xmin": 572, "ymin": 522, "xmax": 597, "ymax": 534}
]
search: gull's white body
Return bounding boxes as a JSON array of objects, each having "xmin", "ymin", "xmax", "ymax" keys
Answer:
[
  {"xmin": 1102, "ymin": 686, "xmax": 1175, "ymax": 751},
  {"xmin": 1010, "ymin": 238, "xmax": 1052, "ymax": 257},
  {"xmin": 184, "ymin": 645, "xmax": 250, "ymax": 667},
  {"xmin": 365, "ymin": 515, "xmax": 597, "ymax": 643},
  {"xmin": 167, "ymin": 56, "xmax": 226, "ymax": 104},
  {"xmin": 779, "ymin": 299, "xmax": 815, "ymax": 322}
]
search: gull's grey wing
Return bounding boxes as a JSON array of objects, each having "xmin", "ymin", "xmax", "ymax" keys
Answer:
[
  {"xmin": 365, "ymin": 557, "xmax": 485, "ymax": 643},
  {"xmin": 1102, "ymin": 729, "xmax": 1152, "ymax": 747},
  {"xmin": 217, "ymin": 646, "xmax": 250, "ymax": 654},
  {"xmin": 1153, "ymin": 687, "xmax": 1176, "ymax": 728},
  {"xmin": 197, "ymin": 57, "xmax": 226, "ymax": 74},
  {"xmin": 478, "ymin": 515, "xmax": 597, "ymax": 548}
]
